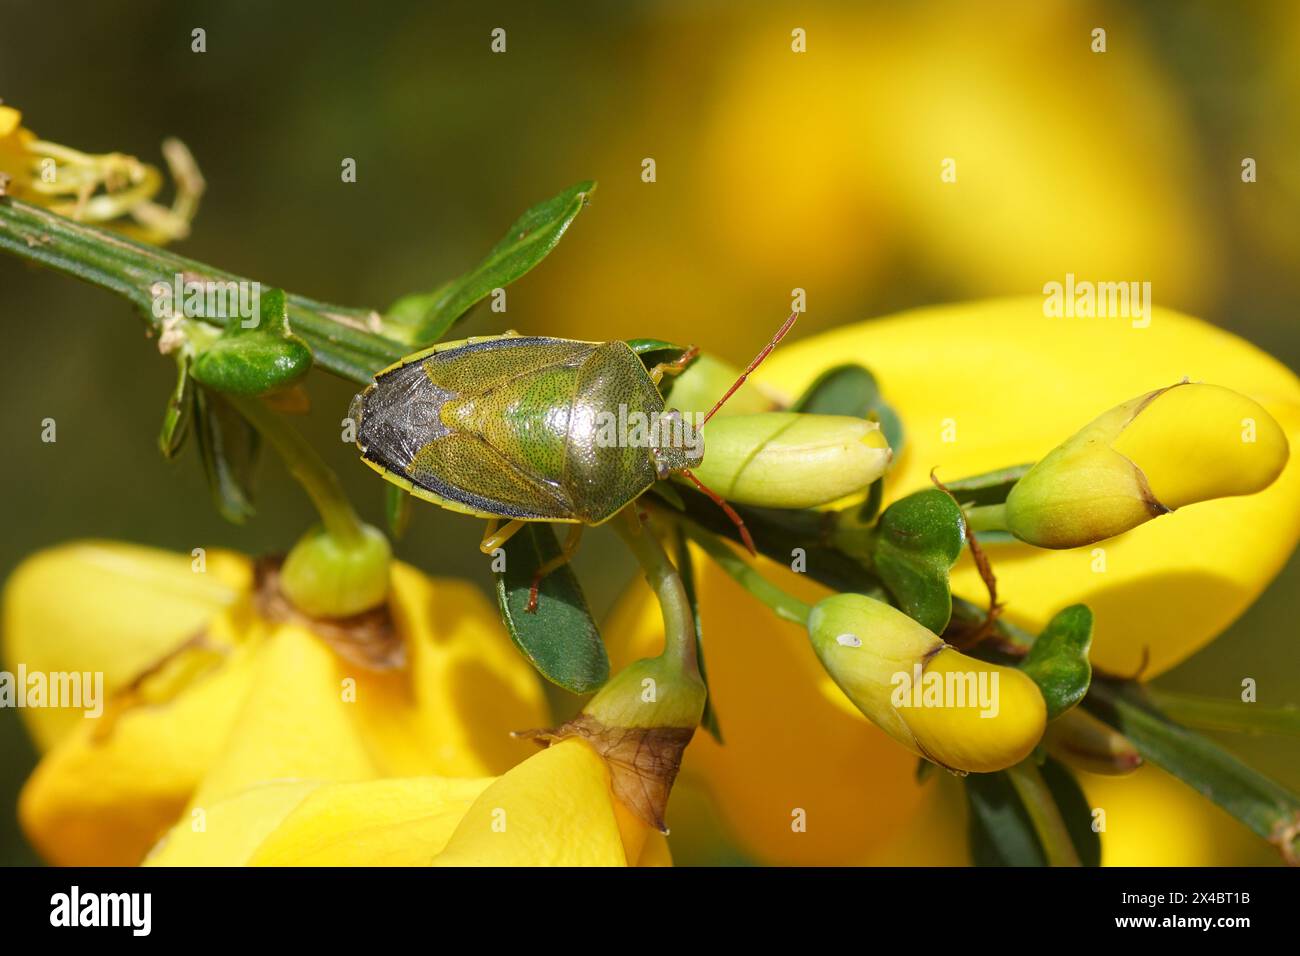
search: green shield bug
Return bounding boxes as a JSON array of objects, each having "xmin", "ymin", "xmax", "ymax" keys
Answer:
[{"xmin": 349, "ymin": 315, "xmax": 796, "ymax": 608}]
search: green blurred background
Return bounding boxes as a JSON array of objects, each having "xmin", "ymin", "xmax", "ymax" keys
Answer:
[{"xmin": 1, "ymin": 0, "xmax": 1297, "ymax": 865}]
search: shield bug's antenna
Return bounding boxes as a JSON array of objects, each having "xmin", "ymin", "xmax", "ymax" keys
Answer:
[
  {"xmin": 702, "ymin": 311, "xmax": 798, "ymax": 424},
  {"xmin": 680, "ymin": 468, "xmax": 756, "ymax": 555},
  {"xmin": 678, "ymin": 312, "xmax": 798, "ymax": 556}
]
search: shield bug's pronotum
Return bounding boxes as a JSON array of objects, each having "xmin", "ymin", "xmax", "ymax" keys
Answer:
[{"xmin": 349, "ymin": 314, "xmax": 796, "ymax": 609}]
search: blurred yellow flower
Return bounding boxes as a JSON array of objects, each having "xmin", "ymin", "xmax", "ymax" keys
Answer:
[
  {"xmin": 535, "ymin": 4, "xmax": 1216, "ymax": 349},
  {"xmin": 3, "ymin": 541, "xmax": 547, "ymax": 865},
  {"xmin": 0, "ymin": 104, "xmax": 202, "ymax": 244}
]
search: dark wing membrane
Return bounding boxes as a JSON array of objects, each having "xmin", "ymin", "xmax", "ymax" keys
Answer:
[
  {"xmin": 417, "ymin": 336, "xmax": 596, "ymax": 396},
  {"xmin": 407, "ymin": 429, "xmax": 575, "ymax": 520},
  {"xmin": 356, "ymin": 361, "xmax": 453, "ymax": 471}
]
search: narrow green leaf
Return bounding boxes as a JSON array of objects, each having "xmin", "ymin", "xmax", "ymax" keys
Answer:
[
  {"xmin": 1144, "ymin": 689, "xmax": 1300, "ymax": 737},
  {"xmin": 1086, "ymin": 679, "xmax": 1300, "ymax": 860},
  {"xmin": 966, "ymin": 758, "xmax": 1100, "ymax": 866},
  {"xmin": 385, "ymin": 181, "xmax": 596, "ymax": 346},
  {"xmin": 1039, "ymin": 757, "xmax": 1102, "ymax": 867},
  {"xmin": 385, "ymin": 483, "xmax": 412, "ymax": 540},
  {"xmin": 158, "ymin": 352, "xmax": 193, "ymax": 459},
  {"xmin": 966, "ymin": 770, "xmax": 1044, "ymax": 866},
  {"xmin": 1021, "ymin": 605, "xmax": 1093, "ymax": 720},
  {"xmin": 494, "ymin": 523, "xmax": 609, "ymax": 694},
  {"xmin": 675, "ymin": 528, "xmax": 722, "ymax": 742},
  {"xmin": 868, "ymin": 488, "xmax": 966, "ymax": 633},
  {"xmin": 192, "ymin": 387, "xmax": 259, "ymax": 524},
  {"xmin": 791, "ymin": 363, "xmax": 905, "ymax": 453}
]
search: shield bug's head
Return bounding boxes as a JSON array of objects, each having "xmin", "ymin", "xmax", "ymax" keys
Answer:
[
  {"xmin": 649, "ymin": 408, "xmax": 705, "ymax": 479},
  {"xmin": 670, "ymin": 312, "xmax": 799, "ymax": 556}
]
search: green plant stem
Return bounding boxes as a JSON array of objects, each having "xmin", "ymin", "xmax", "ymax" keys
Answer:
[
  {"xmin": 679, "ymin": 520, "xmax": 812, "ymax": 626},
  {"xmin": 0, "ymin": 197, "xmax": 405, "ymax": 382},
  {"xmin": 1145, "ymin": 689, "xmax": 1300, "ymax": 737},
  {"xmin": 1005, "ymin": 760, "xmax": 1082, "ymax": 867},
  {"xmin": 964, "ymin": 503, "xmax": 1008, "ymax": 534},
  {"xmin": 613, "ymin": 514, "xmax": 699, "ymax": 676},
  {"xmin": 1087, "ymin": 679, "xmax": 1300, "ymax": 863},
  {"xmin": 225, "ymin": 394, "xmax": 365, "ymax": 546}
]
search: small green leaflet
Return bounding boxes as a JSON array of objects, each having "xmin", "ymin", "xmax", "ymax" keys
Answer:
[
  {"xmin": 385, "ymin": 181, "xmax": 597, "ymax": 346},
  {"xmin": 493, "ymin": 523, "xmax": 609, "ymax": 694}
]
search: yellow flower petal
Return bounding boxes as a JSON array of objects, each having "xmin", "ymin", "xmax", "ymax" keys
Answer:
[
  {"xmin": 0, "ymin": 105, "xmax": 23, "ymax": 137},
  {"xmin": 431, "ymin": 739, "xmax": 637, "ymax": 866},
  {"xmin": 393, "ymin": 564, "xmax": 549, "ymax": 776},
  {"xmin": 634, "ymin": 831, "xmax": 674, "ymax": 867},
  {"xmin": 2, "ymin": 540, "xmax": 249, "ymax": 749},
  {"xmin": 145, "ymin": 781, "xmax": 322, "ymax": 867},
  {"xmin": 759, "ymin": 298, "xmax": 1300, "ymax": 676},
  {"xmin": 18, "ymin": 625, "xmax": 258, "ymax": 866},
  {"xmin": 1081, "ymin": 765, "xmax": 1279, "ymax": 866},
  {"xmin": 249, "ymin": 777, "xmax": 493, "ymax": 866},
  {"xmin": 897, "ymin": 649, "xmax": 1045, "ymax": 774},
  {"xmin": 191, "ymin": 623, "xmax": 381, "ymax": 805}
]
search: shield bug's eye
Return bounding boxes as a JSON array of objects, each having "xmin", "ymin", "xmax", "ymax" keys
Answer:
[
  {"xmin": 406, "ymin": 401, "xmax": 438, "ymax": 428},
  {"xmin": 652, "ymin": 451, "xmax": 672, "ymax": 481}
]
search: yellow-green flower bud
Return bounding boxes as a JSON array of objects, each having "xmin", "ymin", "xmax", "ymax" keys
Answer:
[
  {"xmin": 280, "ymin": 523, "xmax": 392, "ymax": 618},
  {"xmin": 583, "ymin": 655, "xmax": 707, "ymax": 731},
  {"xmin": 807, "ymin": 594, "xmax": 1046, "ymax": 773},
  {"xmin": 521, "ymin": 656, "xmax": 706, "ymax": 833},
  {"xmin": 667, "ymin": 353, "xmax": 778, "ymax": 419},
  {"xmin": 689, "ymin": 412, "xmax": 891, "ymax": 509},
  {"xmin": 1044, "ymin": 707, "xmax": 1142, "ymax": 776},
  {"xmin": 1005, "ymin": 383, "xmax": 1289, "ymax": 549}
]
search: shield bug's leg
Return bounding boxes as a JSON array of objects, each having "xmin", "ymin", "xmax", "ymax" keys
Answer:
[
  {"xmin": 525, "ymin": 524, "xmax": 585, "ymax": 613},
  {"xmin": 480, "ymin": 518, "xmax": 526, "ymax": 555},
  {"xmin": 648, "ymin": 346, "xmax": 700, "ymax": 386},
  {"xmin": 680, "ymin": 468, "xmax": 757, "ymax": 556}
]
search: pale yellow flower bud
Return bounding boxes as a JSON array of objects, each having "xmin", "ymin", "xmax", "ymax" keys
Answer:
[
  {"xmin": 807, "ymin": 594, "xmax": 1046, "ymax": 773},
  {"xmin": 1005, "ymin": 383, "xmax": 1288, "ymax": 549},
  {"xmin": 690, "ymin": 412, "xmax": 891, "ymax": 509},
  {"xmin": 279, "ymin": 523, "xmax": 392, "ymax": 618}
]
